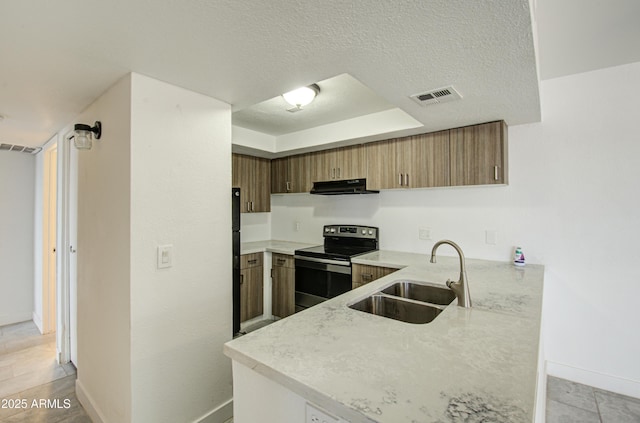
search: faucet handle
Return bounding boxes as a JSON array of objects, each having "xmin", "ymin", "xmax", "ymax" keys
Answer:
[{"xmin": 445, "ymin": 279, "xmax": 453, "ymax": 288}]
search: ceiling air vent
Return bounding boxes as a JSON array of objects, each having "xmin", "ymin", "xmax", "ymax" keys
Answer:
[
  {"xmin": 410, "ymin": 85, "xmax": 462, "ymax": 106},
  {"xmin": 0, "ymin": 143, "xmax": 42, "ymax": 155}
]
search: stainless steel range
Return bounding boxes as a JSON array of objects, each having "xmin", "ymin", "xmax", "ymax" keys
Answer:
[{"xmin": 294, "ymin": 225, "xmax": 379, "ymax": 311}]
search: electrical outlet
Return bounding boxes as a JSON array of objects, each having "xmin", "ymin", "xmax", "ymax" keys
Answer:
[
  {"xmin": 485, "ymin": 229, "xmax": 498, "ymax": 245},
  {"xmin": 295, "ymin": 221, "xmax": 301, "ymax": 232},
  {"xmin": 419, "ymin": 227, "xmax": 431, "ymax": 240},
  {"xmin": 306, "ymin": 403, "xmax": 339, "ymax": 423}
]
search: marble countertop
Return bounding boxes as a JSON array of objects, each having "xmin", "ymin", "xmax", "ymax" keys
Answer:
[
  {"xmin": 240, "ymin": 239, "xmax": 317, "ymax": 255},
  {"xmin": 225, "ymin": 250, "xmax": 544, "ymax": 423}
]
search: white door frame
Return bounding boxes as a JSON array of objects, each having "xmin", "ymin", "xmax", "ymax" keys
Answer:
[
  {"xmin": 57, "ymin": 132, "xmax": 73, "ymax": 364},
  {"xmin": 42, "ymin": 143, "xmax": 58, "ymax": 334}
]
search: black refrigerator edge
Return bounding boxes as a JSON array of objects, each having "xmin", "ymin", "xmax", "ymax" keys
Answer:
[{"xmin": 232, "ymin": 188, "xmax": 241, "ymax": 336}]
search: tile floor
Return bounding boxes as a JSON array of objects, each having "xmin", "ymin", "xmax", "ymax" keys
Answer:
[
  {"xmin": 546, "ymin": 375, "xmax": 640, "ymax": 422},
  {"xmin": 3, "ymin": 321, "xmax": 640, "ymax": 423},
  {"xmin": 0, "ymin": 320, "xmax": 91, "ymax": 422}
]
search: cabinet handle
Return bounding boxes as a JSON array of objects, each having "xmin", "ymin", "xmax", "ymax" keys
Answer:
[
  {"xmin": 404, "ymin": 173, "xmax": 409, "ymax": 186},
  {"xmin": 251, "ymin": 201, "xmax": 254, "ymax": 212},
  {"xmin": 246, "ymin": 202, "xmax": 250, "ymax": 212},
  {"xmin": 248, "ymin": 259, "xmax": 257, "ymax": 264},
  {"xmin": 398, "ymin": 173, "xmax": 403, "ymax": 186},
  {"xmin": 270, "ymin": 269, "xmax": 274, "ymax": 278},
  {"xmin": 240, "ymin": 274, "xmax": 244, "ymax": 285},
  {"xmin": 286, "ymin": 181, "xmax": 291, "ymax": 192},
  {"xmin": 332, "ymin": 168, "xmax": 336, "ymax": 179},
  {"xmin": 277, "ymin": 258, "xmax": 286, "ymax": 264},
  {"xmin": 362, "ymin": 273, "xmax": 373, "ymax": 281},
  {"xmin": 494, "ymin": 166, "xmax": 499, "ymax": 181},
  {"xmin": 337, "ymin": 167, "xmax": 341, "ymax": 178}
]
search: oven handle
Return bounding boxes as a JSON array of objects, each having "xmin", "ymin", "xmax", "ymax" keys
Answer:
[{"xmin": 294, "ymin": 255, "xmax": 350, "ymax": 267}]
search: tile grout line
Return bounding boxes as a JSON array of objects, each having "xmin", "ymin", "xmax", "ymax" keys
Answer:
[{"xmin": 591, "ymin": 386, "xmax": 604, "ymax": 423}]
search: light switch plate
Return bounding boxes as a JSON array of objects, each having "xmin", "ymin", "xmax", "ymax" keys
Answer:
[
  {"xmin": 306, "ymin": 403, "xmax": 339, "ymax": 423},
  {"xmin": 157, "ymin": 244, "xmax": 173, "ymax": 269}
]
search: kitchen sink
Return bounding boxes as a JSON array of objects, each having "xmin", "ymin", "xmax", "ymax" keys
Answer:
[
  {"xmin": 381, "ymin": 280, "xmax": 455, "ymax": 306},
  {"xmin": 348, "ymin": 280, "xmax": 454, "ymax": 324},
  {"xmin": 349, "ymin": 294, "xmax": 444, "ymax": 324}
]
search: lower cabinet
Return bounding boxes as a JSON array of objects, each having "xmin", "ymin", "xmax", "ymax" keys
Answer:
[
  {"xmin": 240, "ymin": 253, "xmax": 263, "ymax": 322},
  {"xmin": 352, "ymin": 264, "xmax": 398, "ymax": 289},
  {"xmin": 272, "ymin": 253, "xmax": 295, "ymax": 318}
]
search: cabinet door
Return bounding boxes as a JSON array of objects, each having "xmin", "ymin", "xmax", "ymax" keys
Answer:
[
  {"xmin": 366, "ymin": 138, "xmax": 412, "ymax": 189},
  {"xmin": 252, "ymin": 156, "xmax": 271, "ymax": 212},
  {"xmin": 310, "ymin": 149, "xmax": 335, "ymax": 183},
  {"xmin": 335, "ymin": 145, "xmax": 366, "ymax": 180},
  {"xmin": 352, "ymin": 264, "xmax": 398, "ymax": 289},
  {"xmin": 232, "ymin": 154, "xmax": 254, "ymax": 212},
  {"xmin": 272, "ymin": 266, "xmax": 295, "ymax": 318},
  {"xmin": 366, "ymin": 140, "xmax": 398, "ymax": 190},
  {"xmin": 449, "ymin": 121, "xmax": 508, "ymax": 186},
  {"xmin": 411, "ymin": 130, "xmax": 450, "ymax": 188},
  {"xmin": 289, "ymin": 153, "xmax": 312, "ymax": 193},
  {"xmin": 232, "ymin": 154, "xmax": 271, "ymax": 212},
  {"xmin": 272, "ymin": 254, "xmax": 295, "ymax": 318},
  {"xmin": 271, "ymin": 157, "xmax": 289, "ymax": 193},
  {"xmin": 240, "ymin": 266, "xmax": 263, "ymax": 322}
]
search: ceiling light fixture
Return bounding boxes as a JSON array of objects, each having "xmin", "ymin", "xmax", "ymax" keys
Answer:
[
  {"xmin": 72, "ymin": 121, "xmax": 102, "ymax": 150},
  {"xmin": 282, "ymin": 84, "xmax": 320, "ymax": 110}
]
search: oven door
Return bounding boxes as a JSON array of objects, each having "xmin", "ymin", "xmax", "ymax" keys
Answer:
[{"xmin": 294, "ymin": 256, "xmax": 352, "ymax": 311}]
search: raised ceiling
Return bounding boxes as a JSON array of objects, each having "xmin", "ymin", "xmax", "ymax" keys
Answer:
[
  {"xmin": 0, "ymin": 0, "xmax": 542, "ymax": 149},
  {"xmin": 232, "ymin": 74, "xmax": 397, "ymax": 136}
]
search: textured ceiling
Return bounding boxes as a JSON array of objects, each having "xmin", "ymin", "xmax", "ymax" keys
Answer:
[
  {"xmin": 536, "ymin": 0, "xmax": 640, "ymax": 80},
  {"xmin": 0, "ymin": 0, "xmax": 542, "ymax": 148}
]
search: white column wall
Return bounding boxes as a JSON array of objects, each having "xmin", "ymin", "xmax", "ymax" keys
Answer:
[
  {"xmin": 75, "ymin": 74, "xmax": 133, "ymax": 423},
  {"xmin": 129, "ymin": 74, "xmax": 233, "ymax": 423}
]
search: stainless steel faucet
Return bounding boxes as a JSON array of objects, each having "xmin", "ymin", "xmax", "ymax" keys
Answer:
[{"xmin": 430, "ymin": 240, "xmax": 471, "ymax": 308}]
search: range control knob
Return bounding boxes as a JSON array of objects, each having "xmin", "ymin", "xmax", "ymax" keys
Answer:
[
  {"xmin": 368, "ymin": 230, "xmax": 373, "ymax": 235},
  {"xmin": 330, "ymin": 228, "xmax": 336, "ymax": 233},
  {"xmin": 325, "ymin": 227, "xmax": 330, "ymax": 233},
  {"xmin": 362, "ymin": 229, "xmax": 366, "ymax": 235}
]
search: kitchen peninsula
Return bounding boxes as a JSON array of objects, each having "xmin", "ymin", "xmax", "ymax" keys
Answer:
[{"xmin": 224, "ymin": 250, "xmax": 544, "ymax": 423}]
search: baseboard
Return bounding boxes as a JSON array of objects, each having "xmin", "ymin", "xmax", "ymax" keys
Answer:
[
  {"xmin": 0, "ymin": 313, "xmax": 33, "ymax": 328},
  {"xmin": 32, "ymin": 311, "xmax": 43, "ymax": 334},
  {"xmin": 547, "ymin": 361, "xmax": 640, "ymax": 399},
  {"xmin": 76, "ymin": 378, "xmax": 107, "ymax": 423},
  {"xmin": 192, "ymin": 398, "xmax": 233, "ymax": 423}
]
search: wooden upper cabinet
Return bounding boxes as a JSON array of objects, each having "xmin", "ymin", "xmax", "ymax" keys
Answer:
[
  {"xmin": 271, "ymin": 157, "xmax": 289, "ymax": 194},
  {"xmin": 310, "ymin": 145, "xmax": 366, "ymax": 183},
  {"xmin": 449, "ymin": 121, "xmax": 508, "ymax": 186},
  {"xmin": 289, "ymin": 154, "xmax": 312, "ymax": 193},
  {"xmin": 335, "ymin": 145, "xmax": 366, "ymax": 180},
  {"xmin": 232, "ymin": 154, "xmax": 271, "ymax": 212},
  {"xmin": 411, "ymin": 130, "xmax": 450, "ymax": 188},
  {"xmin": 270, "ymin": 154, "xmax": 312, "ymax": 194},
  {"xmin": 366, "ymin": 137, "xmax": 412, "ymax": 189}
]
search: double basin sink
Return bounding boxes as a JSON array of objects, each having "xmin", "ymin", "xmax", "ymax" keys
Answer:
[{"xmin": 349, "ymin": 280, "xmax": 455, "ymax": 324}]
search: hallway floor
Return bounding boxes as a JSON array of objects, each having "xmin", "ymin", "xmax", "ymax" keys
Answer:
[{"xmin": 0, "ymin": 321, "xmax": 90, "ymax": 422}]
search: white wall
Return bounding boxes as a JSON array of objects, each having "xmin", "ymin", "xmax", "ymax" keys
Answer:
[
  {"xmin": 74, "ymin": 73, "xmax": 234, "ymax": 423},
  {"xmin": 0, "ymin": 152, "xmax": 35, "ymax": 326},
  {"xmin": 129, "ymin": 73, "xmax": 233, "ymax": 423},
  {"xmin": 270, "ymin": 62, "xmax": 640, "ymax": 397},
  {"xmin": 75, "ymin": 74, "xmax": 133, "ymax": 423}
]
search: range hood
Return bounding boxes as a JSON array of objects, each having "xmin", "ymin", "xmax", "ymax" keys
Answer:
[{"xmin": 310, "ymin": 179, "xmax": 379, "ymax": 195}]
